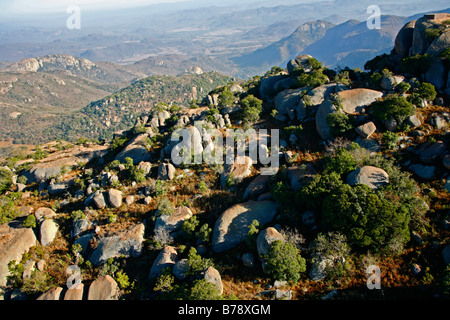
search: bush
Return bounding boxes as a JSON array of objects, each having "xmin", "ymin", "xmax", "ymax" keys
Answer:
[
  {"xmin": 218, "ymin": 87, "xmax": 235, "ymax": 107},
  {"xmin": 400, "ymin": 54, "xmax": 433, "ymax": 76},
  {"xmin": 189, "ymin": 279, "xmax": 221, "ymax": 300},
  {"xmin": 156, "ymin": 198, "xmax": 175, "ymax": 216},
  {"xmin": 0, "ymin": 168, "xmax": 13, "ymax": 194},
  {"xmin": 240, "ymin": 95, "xmax": 263, "ymax": 124},
  {"xmin": 417, "ymin": 82, "xmax": 437, "ymax": 102},
  {"xmin": 22, "ymin": 214, "xmax": 37, "ymax": 228},
  {"xmin": 295, "ymin": 69, "xmax": 328, "ymax": 88},
  {"xmin": 310, "ymin": 232, "xmax": 351, "ymax": 280},
  {"xmin": 322, "ymin": 184, "xmax": 410, "ymax": 252},
  {"xmin": 186, "ymin": 247, "xmax": 214, "ymax": 277},
  {"xmin": 326, "ymin": 112, "xmax": 355, "ymax": 138},
  {"xmin": 325, "ymin": 148, "xmax": 357, "ymax": 176},
  {"xmin": 264, "ymin": 240, "xmax": 306, "ymax": 282},
  {"xmin": 370, "ymin": 95, "xmax": 414, "ymax": 125},
  {"xmin": 381, "ymin": 131, "xmax": 398, "ymax": 150}
]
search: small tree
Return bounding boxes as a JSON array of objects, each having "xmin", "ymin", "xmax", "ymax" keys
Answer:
[
  {"xmin": 189, "ymin": 279, "xmax": 221, "ymax": 300},
  {"xmin": 240, "ymin": 95, "xmax": 263, "ymax": 124},
  {"xmin": 264, "ymin": 240, "xmax": 306, "ymax": 282},
  {"xmin": 370, "ymin": 95, "xmax": 414, "ymax": 125},
  {"xmin": 417, "ymin": 82, "xmax": 437, "ymax": 102}
]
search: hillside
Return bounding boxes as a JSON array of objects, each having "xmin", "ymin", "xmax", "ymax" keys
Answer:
[
  {"xmin": 233, "ymin": 21, "xmax": 334, "ymax": 77},
  {"xmin": 0, "ymin": 12, "xmax": 449, "ymax": 305},
  {"xmin": 301, "ymin": 15, "xmax": 406, "ymax": 69},
  {"xmin": 0, "ymin": 71, "xmax": 112, "ymax": 145},
  {"xmin": 48, "ymin": 72, "xmax": 235, "ymax": 142},
  {"xmin": 2, "ymin": 54, "xmax": 144, "ymax": 86}
]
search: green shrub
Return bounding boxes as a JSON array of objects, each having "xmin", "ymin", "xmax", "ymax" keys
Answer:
[
  {"xmin": 295, "ymin": 69, "xmax": 328, "ymax": 88},
  {"xmin": 246, "ymin": 219, "xmax": 260, "ymax": 251},
  {"xmin": 382, "ymin": 131, "xmax": 398, "ymax": 149},
  {"xmin": 240, "ymin": 94, "xmax": 263, "ymax": 124},
  {"xmin": 326, "ymin": 112, "xmax": 355, "ymax": 138},
  {"xmin": 218, "ymin": 87, "xmax": 235, "ymax": 107},
  {"xmin": 417, "ymin": 82, "xmax": 437, "ymax": 102},
  {"xmin": 325, "ymin": 148, "xmax": 357, "ymax": 176},
  {"xmin": 322, "ymin": 184, "xmax": 410, "ymax": 252},
  {"xmin": 370, "ymin": 95, "xmax": 414, "ymax": 125},
  {"xmin": 156, "ymin": 198, "xmax": 175, "ymax": 216},
  {"xmin": 264, "ymin": 240, "xmax": 306, "ymax": 282},
  {"xmin": 310, "ymin": 232, "xmax": 351, "ymax": 280},
  {"xmin": 424, "ymin": 28, "xmax": 442, "ymax": 41},
  {"xmin": 189, "ymin": 279, "xmax": 221, "ymax": 300},
  {"xmin": 0, "ymin": 168, "xmax": 13, "ymax": 194},
  {"xmin": 186, "ymin": 247, "xmax": 214, "ymax": 277},
  {"xmin": 400, "ymin": 54, "xmax": 433, "ymax": 76},
  {"xmin": 22, "ymin": 214, "xmax": 37, "ymax": 228},
  {"xmin": 0, "ymin": 195, "xmax": 19, "ymax": 224}
]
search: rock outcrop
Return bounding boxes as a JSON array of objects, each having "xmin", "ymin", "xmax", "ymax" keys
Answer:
[
  {"xmin": 347, "ymin": 166, "xmax": 389, "ymax": 190},
  {"xmin": 0, "ymin": 223, "xmax": 37, "ymax": 286},
  {"xmin": 212, "ymin": 201, "xmax": 278, "ymax": 253},
  {"xmin": 89, "ymin": 223, "xmax": 145, "ymax": 266}
]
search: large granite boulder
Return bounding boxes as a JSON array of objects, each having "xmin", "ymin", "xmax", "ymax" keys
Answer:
[
  {"xmin": 107, "ymin": 189, "xmax": 123, "ymax": 208},
  {"xmin": 274, "ymin": 88, "xmax": 305, "ymax": 121},
  {"xmin": 259, "ymin": 75, "xmax": 288, "ymax": 101},
  {"xmin": 36, "ymin": 287, "xmax": 63, "ymax": 300},
  {"xmin": 427, "ymin": 30, "xmax": 450, "ymax": 56},
  {"xmin": 40, "ymin": 219, "xmax": 58, "ymax": 247},
  {"xmin": 154, "ymin": 206, "xmax": 193, "ymax": 235},
  {"xmin": 0, "ymin": 222, "xmax": 37, "ymax": 286},
  {"xmin": 243, "ymin": 174, "xmax": 270, "ymax": 199},
  {"xmin": 89, "ymin": 223, "xmax": 145, "ymax": 266},
  {"xmin": 24, "ymin": 145, "xmax": 108, "ymax": 183},
  {"xmin": 315, "ymin": 100, "xmax": 338, "ymax": 140},
  {"xmin": 256, "ymin": 227, "xmax": 284, "ymax": 259},
  {"xmin": 220, "ymin": 156, "xmax": 253, "ymax": 188},
  {"xmin": 212, "ymin": 201, "xmax": 278, "ymax": 253},
  {"xmin": 394, "ymin": 20, "xmax": 416, "ymax": 57},
  {"xmin": 347, "ymin": 166, "xmax": 389, "ymax": 190},
  {"xmin": 149, "ymin": 246, "xmax": 178, "ymax": 279},
  {"xmin": 88, "ymin": 275, "xmax": 119, "ymax": 300},
  {"xmin": 336, "ymin": 88, "xmax": 383, "ymax": 114},
  {"xmin": 202, "ymin": 266, "xmax": 223, "ymax": 295},
  {"xmin": 286, "ymin": 164, "xmax": 316, "ymax": 191},
  {"xmin": 114, "ymin": 133, "xmax": 151, "ymax": 165}
]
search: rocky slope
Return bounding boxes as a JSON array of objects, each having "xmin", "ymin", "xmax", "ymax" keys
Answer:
[{"xmin": 0, "ymin": 13, "xmax": 449, "ymax": 302}]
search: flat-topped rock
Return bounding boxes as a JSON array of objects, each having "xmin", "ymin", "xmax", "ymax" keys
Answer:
[
  {"xmin": 212, "ymin": 201, "xmax": 278, "ymax": 253},
  {"xmin": 89, "ymin": 223, "xmax": 145, "ymax": 266},
  {"xmin": 154, "ymin": 206, "xmax": 193, "ymax": 235},
  {"xmin": 337, "ymin": 88, "xmax": 383, "ymax": 114}
]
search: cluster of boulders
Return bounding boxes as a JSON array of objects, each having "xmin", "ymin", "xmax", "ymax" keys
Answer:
[{"xmin": 394, "ymin": 13, "xmax": 450, "ymax": 95}]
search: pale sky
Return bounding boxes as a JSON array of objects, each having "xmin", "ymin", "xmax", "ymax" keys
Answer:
[{"xmin": 0, "ymin": 0, "xmax": 190, "ymax": 15}]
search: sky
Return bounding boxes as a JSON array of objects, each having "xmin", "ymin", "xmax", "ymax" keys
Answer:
[{"xmin": 0, "ymin": 0, "xmax": 190, "ymax": 15}]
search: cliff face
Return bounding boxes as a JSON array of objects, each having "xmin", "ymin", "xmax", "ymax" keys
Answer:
[
  {"xmin": 3, "ymin": 54, "xmax": 96, "ymax": 73},
  {"xmin": 394, "ymin": 13, "xmax": 450, "ymax": 93}
]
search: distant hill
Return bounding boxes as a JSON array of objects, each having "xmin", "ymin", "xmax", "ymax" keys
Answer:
[
  {"xmin": 0, "ymin": 54, "xmax": 149, "ymax": 145},
  {"xmin": 300, "ymin": 15, "xmax": 406, "ymax": 69},
  {"xmin": 232, "ymin": 20, "xmax": 334, "ymax": 77},
  {"xmin": 0, "ymin": 71, "xmax": 112, "ymax": 144},
  {"xmin": 48, "ymin": 71, "xmax": 234, "ymax": 142},
  {"xmin": 2, "ymin": 54, "xmax": 144, "ymax": 86}
]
